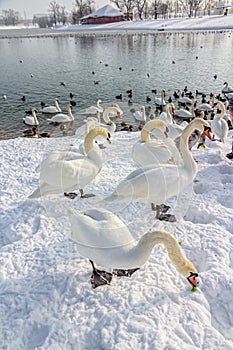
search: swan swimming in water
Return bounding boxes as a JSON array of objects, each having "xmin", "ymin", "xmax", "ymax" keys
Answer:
[
  {"xmin": 23, "ymin": 108, "xmax": 39, "ymax": 126},
  {"xmin": 134, "ymin": 106, "xmax": 146, "ymax": 122},
  {"xmin": 47, "ymin": 104, "xmax": 74, "ymax": 123},
  {"xmin": 68, "ymin": 207, "xmax": 199, "ymax": 289},
  {"xmin": 79, "ymin": 99, "xmax": 103, "ymax": 114},
  {"xmin": 41, "ymin": 98, "xmax": 61, "ymax": 114},
  {"xmin": 104, "ymin": 118, "xmax": 209, "ymax": 221},
  {"xmin": 29, "ymin": 127, "xmax": 111, "ymax": 199}
]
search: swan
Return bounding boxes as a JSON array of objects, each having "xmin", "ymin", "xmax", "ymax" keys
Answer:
[
  {"xmin": 222, "ymin": 81, "xmax": 233, "ymax": 94},
  {"xmin": 178, "ymin": 90, "xmax": 193, "ymax": 104},
  {"xmin": 132, "ymin": 119, "xmax": 181, "ymax": 167},
  {"xmin": 79, "ymin": 99, "xmax": 103, "ymax": 115},
  {"xmin": 81, "ymin": 106, "xmax": 122, "ymax": 136},
  {"xmin": 155, "ymin": 89, "xmax": 166, "ymax": 107},
  {"xmin": 134, "ymin": 106, "xmax": 146, "ymax": 122},
  {"xmin": 68, "ymin": 207, "xmax": 199, "ymax": 290},
  {"xmin": 47, "ymin": 104, "xmax": 74, "ymax": 123},
  {"xmin": 23, "ymin": 108, "xmax": 39, "ymax": 126},
  {"xmin": 104, "ymin": 118, "xmax": 209, "ymax": 221},
  {"xmin": 210, "ymin": 101, "xmax": 229, "ymax": 143},
  {"xmin": 156, "ymin": 103, "xmax": 185, "ymax": 139},
  {"xmin": 41, "ymin": 98, "xmax": 61, "ymax": 114},
  {"xmin": 29, "ymin": 127, "xmax": 111, "ymax": 199},
  {"xmin": 174, "ymin": 99, "xmax": 196, "ymax": 120}
]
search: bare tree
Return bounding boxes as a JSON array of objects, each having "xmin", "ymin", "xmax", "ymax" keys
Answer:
[
  {"xmin": 48, "ymin": 1, "xmax": 60, "ymax": 25},
  {"xmin": 134, "ymin": 0, "xmax": 147, "ymax": 19},
  {"xmin": 2, "ymin": 9, "xmax": 20, "ymax": 25},
  {"xmin": 178, "ymin": 0, "xmax": 203, "ymax": 17},
  {"xmin": 110, "ymin": 0, "xmax": 135, "ymax": 17},
  {"xmin": 149, "ymin": 0, "xmax": 162, "ymax": 19},
  {"xmin": 60, "ymin": 6, "xmax": 68, "ymax": 24},
  {"xmin": 72, "ymin": 0, "xmax": 95, "ymax": 23}
]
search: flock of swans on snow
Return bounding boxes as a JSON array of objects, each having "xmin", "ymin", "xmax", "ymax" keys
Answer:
[{"xmin": 27, "ymin": 82, "xmax": 233, "ymax": 289}]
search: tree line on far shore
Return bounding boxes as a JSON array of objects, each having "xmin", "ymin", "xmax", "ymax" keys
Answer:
[{"xmin": 0, "ymin": 0, "xmax": 219, "ymax": 27}]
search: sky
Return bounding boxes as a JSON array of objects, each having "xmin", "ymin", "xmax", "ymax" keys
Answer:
[{"xmin": 0, "ymin": 0, "xmax": 110, "ymax": 19}]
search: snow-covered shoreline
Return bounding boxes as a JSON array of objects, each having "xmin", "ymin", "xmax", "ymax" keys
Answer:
[{"xmin": 1, "ymin": 127, "xmax": 233, "ymax": 349}]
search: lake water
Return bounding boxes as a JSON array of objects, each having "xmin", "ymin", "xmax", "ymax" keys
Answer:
[{"xmin": 0, "ymin": 28, "xmax": 232, "ymax": 140}]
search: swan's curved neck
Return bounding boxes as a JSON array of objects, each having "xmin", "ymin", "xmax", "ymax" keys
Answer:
[
  {"xmin": 68, "ymin": 106, "xmax": 74, "ymax": 120},
  {"xmin": 103, "ymin": 107, "xmax": 118, "ymax": 123},
  {"xmin": 215, "ymin": 101, "xmax": 225, "ymax": 119},
  {"xmin": 141, "ymin": 120, "xmax": 166, "ymax": 142},
  {"xmin": 179, "ymin": 122, "xmax": 197, "ymax": 174},
  {"xmin": 132, "ymin": 230, "xmax": 196, "ymax": 276},
  {"xmin": 84, "ymin": 127, "xmax": 107, "ymax": 155},
  {"xmin": 32, "ymin": 110, "xmax": 39, "ymax": 125},
  {"xmin": 166, "ymin": 104, "xmax": 174, "ymax": 123},
  {"xmin": 55, "ymin": 100, "xmax": 61, "ymax": 112}
]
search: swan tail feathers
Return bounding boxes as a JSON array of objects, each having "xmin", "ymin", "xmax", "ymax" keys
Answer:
[{"xmin": 29, "ymin": 183, "xmax": 61, "ymax": 198}]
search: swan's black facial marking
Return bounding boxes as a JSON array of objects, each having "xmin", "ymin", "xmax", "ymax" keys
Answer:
[
  {"xmin": 187, "ymin": 272, "xmax": 199, "ymax": 287},
  {"xmin": 107, "ymin": 132, "xmax": 111, "ymax": 144}
]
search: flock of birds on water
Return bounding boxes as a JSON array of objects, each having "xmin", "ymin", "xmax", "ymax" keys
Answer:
[{"xmin": 10, "ymin": 80, "xmax": 233, "ymax": 289}]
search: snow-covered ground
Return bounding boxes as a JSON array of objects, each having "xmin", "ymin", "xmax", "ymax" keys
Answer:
[
  {"xmin": 0, "ymin": 119, "xmax": 233, "ymax": 349},
  {"xmin": 55, "ymin": 13, "xmax": 233, "ymax": 32}
]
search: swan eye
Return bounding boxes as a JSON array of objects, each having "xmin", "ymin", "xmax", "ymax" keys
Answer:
[{"xmin": 187, "ymin": 272, "xmax": 199, "ymax": 287}]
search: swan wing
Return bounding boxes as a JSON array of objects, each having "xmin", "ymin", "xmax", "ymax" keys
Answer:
[{"xmin": 68, "ymin": 208, "xmax": 133, "ymax": 249}]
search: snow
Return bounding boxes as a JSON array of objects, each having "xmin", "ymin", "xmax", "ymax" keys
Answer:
[
  {"xmin": 1, "ymin": 117, "xmax": 233, "ymax": 349},
  {"xmin": 81, "ymin": 5, "xmax": 123, "ymax": 20},
  {"xmin": 55, "ymin": 13, "xmax": 233, "ymax": 32},
  {"xmin": 1, "ymin": 15, "xmax": 233, "ymax": 349}
]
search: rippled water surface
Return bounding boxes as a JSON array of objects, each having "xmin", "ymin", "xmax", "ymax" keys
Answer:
[{"xmin": 0, "ymin": 28, "xmax": 232, "ymax": 139}]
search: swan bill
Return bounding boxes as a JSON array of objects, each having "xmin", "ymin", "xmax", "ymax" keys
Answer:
[{"xmin": 187, "ymin": 272, "xmax": 199, "ymax": 288}]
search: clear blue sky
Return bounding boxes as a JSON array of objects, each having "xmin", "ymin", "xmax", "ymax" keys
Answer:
[{"xmin": 0, "ymin": 0, "xmax": 111, "ymax": 19}]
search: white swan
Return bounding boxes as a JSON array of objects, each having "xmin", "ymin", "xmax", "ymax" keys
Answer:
[
  {"xmin": 178, "ymin": 90, "xmax": 193, "ymax": 104},
  {"xmin": 155, "ymin": 89, "xmax": 166, "ymax": 107},
  {"xmin": 23, "ymin": 108, "xmax": 39, "ymax": 126},
  {"xmin": 156, "ymin": 103, "xmax": 184, "ymax": 139},
  {"xmin": 79, "ymin": 99, "xmax": 103, "ymax": 115},
  {"xmin": 210, "ymin": 101, "xmax": 229, "ymax": 143},
  {"xmin": 134, "ymin": 106, "xmax": 146, "ymax": 122},
  {"xmin": 80, "ymin": 106, "xmax": 122, "ymax": 136},
  {"xmin": 29, "ymin": 127, "xmax": 111, "ymax": 199},
  {"xmin": 132, "ymin": 119, "xmax": 181, "ymax": 167},
  {"xmin": 68, "ymin": 207, "xmax": 199, "ymax": 289},
  {"xmin": 174, "ymin": 99, "xmax": 196, "ymax": 120},
  {"xmin": 47, "ymin": 104, "xmax": 74, "ymax": 123},
  {"xmin": 104, "ymin": 118, "xmax": 209, "ymax": 220},
  {"xmin": 222, "ymin": 81, "xmax": 233, "ymax": 94},
  {"xmin": 41, "ymin": 98, "xmax": 61, "ymax": 114}
]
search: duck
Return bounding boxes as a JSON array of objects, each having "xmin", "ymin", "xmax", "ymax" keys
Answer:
[
  {"xmin": 41, "ymin": 98, "xmax": 61, "ymax": 114},
  {"xmin": 134, "ymin": 106, "xmax": 146, "ymax": 122},
  {"xmin": 68, "ymin": 207, "xmax": 199, "ymax": 290},
  {"xmin": 79, "ymin": 99, "xmax": 103, "ymax": 114},
  {"xmin": 104, "ymin": 118, "xmax": 209, "ymax": 221},
  {"xmin": 222, "ymin": 81, "xmax": 233, "ymax": 94},
  {"xmin": 23, "ymin": 108, "xmax": 39, "ymax": 126},
  {"xmin": 174, "ymin": 99, "xmax": 196, "ymax": 120},
  {"xmin": 22, "ymin": 126, "xmax": 51, "ymax": 138},
  {"xmin": 210, "ymin": 100, "xmax": 229, "ymax": 143},
  {"xmin": 47, "ymin": 104, "xmax": 74, "ymax": 123},
  {"xmin": 132, "ymin": 119, "xmax": 181, "ymax": 167},
  {"xmin": 29, "ymin": 127, "xmax": 111, "ymax": 199}
]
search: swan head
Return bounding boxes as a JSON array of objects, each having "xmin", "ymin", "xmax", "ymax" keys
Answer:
[{"xmin": 187, "ymin": 272, "xmax": 199, "ymax": 290}]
